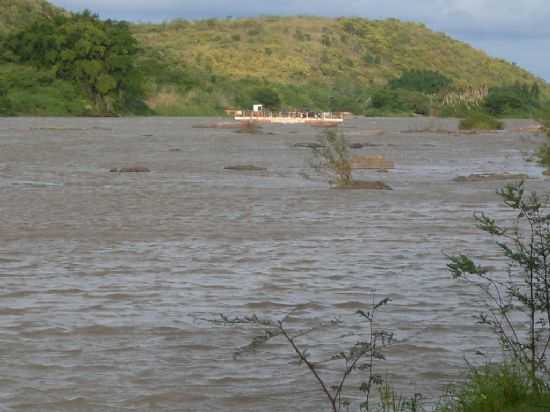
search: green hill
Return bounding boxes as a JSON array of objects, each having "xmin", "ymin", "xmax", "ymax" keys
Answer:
[
  {"xmin": 135, "ymin": 17, "xmax": 539, "ymax": 88},
  {"xmin": 0, "ymin": 0, "xmax": 547, "ymax": 116},
  {"xmin": 133, "ymin": 16, "xmax": 547, "ymax": 115}
]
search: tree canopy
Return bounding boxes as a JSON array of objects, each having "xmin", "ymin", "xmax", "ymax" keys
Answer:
[
  {"xmin": 4, "ymin": 10, "xmax": 145, "ymax": 114},
  {"xmin": 389, "ymin": 70, "xmax": 452, "ymax": 94},
  {"xmin": 484, "ymin": 82, "xmax": 541, "ymax": 116}
]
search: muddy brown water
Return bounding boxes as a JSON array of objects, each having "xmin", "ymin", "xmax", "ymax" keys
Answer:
[{"xmin": 0, "ymin": 117, "xmax": 547, "ymax": 411}]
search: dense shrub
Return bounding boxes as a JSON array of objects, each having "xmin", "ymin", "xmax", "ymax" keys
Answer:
[
  {"xmin": 252, "ymin": 88, "xmax": 281, "ymax": 110},
  {"xmin": 0, "ymin": 63, "xmax": 89, "ymax": 115},
  {"xmin": 0, "ymin": 82, "xmax": 12, "ymax": 115},
  {"xmin": 399, "ymin": 90, "xmax": 432, "ymax": 115},
  {"xmin": 390, "ymin": 69, "xmax": 452, "ymax": 94},
  {"xmin": 536, "ymin": 109, "xmax": 550, "ymax": 167},
  {"xmin": 438, "ymin": 364, "xmax": 550, "ymax": 412},
  {"xmin": 484, "ymin": 83, "xmax": 540, "ymax": 116},
  {"xmin": 459, "ymin": 112, "xmax": 503, "ymax": 130},
  {"xmin": 0, "ymin": 94, "xmax": 12, "ymax": 115},
  {"xmin": 370, "ymin": 89, "xmax": 405, "ymax": 112},
  {"xmin": 370, "ymin": 88, "xmax": 431, "ymax": 115}
]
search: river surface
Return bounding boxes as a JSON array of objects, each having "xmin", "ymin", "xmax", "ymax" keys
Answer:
[{"xmin": 0, "ymin": 117, "xmax": 547, "ymax": 411}]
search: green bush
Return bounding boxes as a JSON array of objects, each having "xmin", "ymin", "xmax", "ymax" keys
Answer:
[
  {"xmin": 0, "ymin": 63, "xmax": 89, "ymax": 115},
  {"xmin": 536, "ymin": 107, "xmax": 550, "ymax": 135},
  {"xmin": 369, "ymin": 88, "xmax": 431, "ymax": 115},
  {"xmin": 390, "ymin": 70, "xmax": 451, "ymax": 94},
  {"xmin": 399, "ymin": 90, "xmax": 432, "ymax": 115},
  {"xmin": 0, "ymin": 95, "xmax": 13, "ymax": 115},
  {"xmin": 484, "ymin": 83, "xmax": 540, "ymax": 117},
  {"xmin": 252, "ymin": 87, "xmax": 281, "ymax": 110},
  {"xmin": 537, "ymin": 144, "xmax": 550, "ymax": 167},
  {"xmin": 437, "ymin": 364, "xmax": 550, "ymax": 412},
  {"xmin": 535, "ymin": 108, "xmax": 550, "ymax": 167},
  {"xmin": 459, "ymin": 112, "xmax": 503, "ymax": 130},
  {"xmin": 370, "ymin": 89, "xmax": 404, "ymax": 111},
  {"xmin": 0, "ymin": 83, "xmax": 13, "ymax": 115}
]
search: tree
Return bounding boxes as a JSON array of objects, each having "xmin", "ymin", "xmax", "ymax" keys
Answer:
[
  {"xmin": 5, "ymin": 10, "xmax": 145, "ymax": 114},
  {"xmin": 448, "ymin": 182, "xmax": 550, "ymax": 389},
  {"xmin": 484, "ymin": 83, "xmax": 540, "ymax": 116},
  {"xmin": 0, "ymin": 86, "xmax": 12, "ymax": 115},
  {"xmin": 253, "ymin": 87, "xmax": 281, "ymax": 110},
  {"xmin": 389, "ymin": 70, "xmax": 451, "ymax": 95}
]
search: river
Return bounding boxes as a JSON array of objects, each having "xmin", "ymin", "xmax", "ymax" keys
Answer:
[{"xmin": 0, "ymin": 117, "xmax": 546, "ymax": 411}]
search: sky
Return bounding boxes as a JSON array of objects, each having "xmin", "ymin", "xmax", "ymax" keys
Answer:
[{"xmin": 49, "ymin": 0, "xmax": 550, "ymax": 81}]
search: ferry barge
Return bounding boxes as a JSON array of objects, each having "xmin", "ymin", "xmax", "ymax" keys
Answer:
[{"xmin": 234, "ymin": 104, "xmax": 344, "ymax": 125}]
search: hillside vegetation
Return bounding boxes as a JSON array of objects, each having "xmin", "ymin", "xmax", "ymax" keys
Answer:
[
  {"xmin": 0, "ymin": 0, "xmax": 548, "ymax": 116},
  {"xmin": 0, "ymin": 0, "xmax": 60, "ymax": 33},
  {"xmin": 133, "ymin": 16, "xmax": 547, "ymax": 115},
  {"xmin": 135, "ymin": 17, "xmax": 537, "ymax": 88}
]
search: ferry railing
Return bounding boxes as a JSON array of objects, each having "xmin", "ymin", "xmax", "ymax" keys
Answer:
[{"xmin": 237, "ymin": 110, "xmax": 343, "ymax": 120}]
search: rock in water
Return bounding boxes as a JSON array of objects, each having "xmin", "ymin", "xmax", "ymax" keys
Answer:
[
  {"xmin": 453, "ymin": 173, "xmax": 528, "ymax": 182},
  {"xmin": 334, "ymin": 180, "xmax": 392, "ymax": 190},
  {"xmin": 110, "ymin": 166, "xmax": 151, "ymax": 173},
  {"xmin": 293, "ymin": 142, "xmax": 325, "ymax": 149},
  {"xmin": 224, "ymin": 165, "xmax": 267, "ymax": 172}
]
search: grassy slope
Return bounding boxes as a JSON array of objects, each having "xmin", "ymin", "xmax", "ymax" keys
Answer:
[
  {"xmin": 133, "ymin": 16, "xmax": 547, "ymax": 114},
  {"xmin": 0, "ymin": 0, "xmax": 60, "ymax": 33},
  {"xmin": 134, "ymin": 17, "xmax": 542, "ymax": 87}
]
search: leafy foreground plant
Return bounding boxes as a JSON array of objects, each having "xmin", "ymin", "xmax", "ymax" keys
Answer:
[
  {"xmin": 437, "ymin": 362, "xmax": 550, "ymax": 412},
  {"xmin": 219, "ymin": 299, "xmax": 421, "ymax": 412},
  {"xmin": 447, "ymin": 182, "xmax": 550, "ymax": 388}
]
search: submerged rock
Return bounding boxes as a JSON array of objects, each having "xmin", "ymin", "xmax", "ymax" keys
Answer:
[
  {"xmin": 192, "ymin": 122, "xmax": 241, "ymax": 129},
  {"xmin": 293, "ymin": 142, "xmax": 325, "ymax": 149},
  {"xmin": 543, "ymin": 170, "xmax": 550, "ymax": 176},
  {"xmin": 334, "ymin": 180, "xmax": 392, "ymax": 190},
  {"xmin": 224, "ymin": 165, "xmax": 267, "ymax": 172},
  {"xmin": 110, "ymin": 166, "xmax": 151, "ymax": 173},
  {"xmin": 348, "ymin": 142, "xmax": 382, "ymax": 149},
  {"xmin": 11, "ymin": 180, "xmax": 63, "ymax": 188},
  {"xmin": 453, "ymin": 173, "xmax": 528, "ymax": 182}
]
